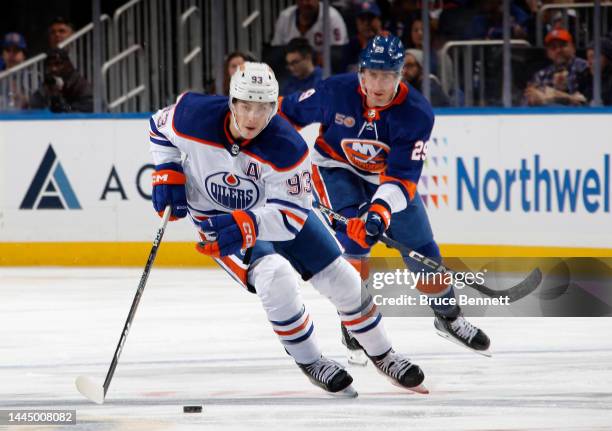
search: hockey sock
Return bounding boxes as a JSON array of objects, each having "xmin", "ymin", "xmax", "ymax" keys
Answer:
[
  {"xmin": 249, "ymin": 254, "xmax": 322, "ymax": 364},
  {"xmin": 310, "ymin": 257, "xmax": 392, "ymax": 357}
]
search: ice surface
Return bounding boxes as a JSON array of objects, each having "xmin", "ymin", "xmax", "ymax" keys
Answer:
[{"xmin": 1, "ymin": 267, "xmax": 611, "ymax": 430}]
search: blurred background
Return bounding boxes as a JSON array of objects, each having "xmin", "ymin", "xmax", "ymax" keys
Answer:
[{"xmin": 1, "ymin": 0, "xmax": 611, "ymax": 112}]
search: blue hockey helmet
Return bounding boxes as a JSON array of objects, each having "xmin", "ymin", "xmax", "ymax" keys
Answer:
[{"xmin": 359, "ymin": 35, "xmax": 405, "ymax": 73}]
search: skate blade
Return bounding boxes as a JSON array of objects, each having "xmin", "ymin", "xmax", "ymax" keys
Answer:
[
  {"xmin": 393, "ymin": 382, "xmax": 429, "ymax": 395},
  {"xmin": 330, "ymin": 384, "xmax": 358, "ymax": 398},
  {"xmin": 347, "ymin": 348, "xmax": 368, "ymax": 367},
  {"xmin": 372, "ymin": 363, "xmax": 429, "ymax": 395},
  {"xmin": 435, "ymin": 330, "xmax": 492, "ymax": 357}
]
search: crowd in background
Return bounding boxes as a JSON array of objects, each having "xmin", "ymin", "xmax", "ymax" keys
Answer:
[
  {"xmin": 1, "ymin": 0, "xmax": 612, "ymax": 113},
  {"xmin": 0, "ymin": 17, "xmax": 93, "ymax": 112},
  {"xmin": 225, "ymin": 0, "xmax": 612, "ymax": 107}
]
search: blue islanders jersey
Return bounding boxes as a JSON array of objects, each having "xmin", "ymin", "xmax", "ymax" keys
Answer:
[
  {"xmin": 279, "ymin": 73, "xmax": 434, "ymax": 213},
  {"xmin": 149, "ymin": 93, "xmax": 313, "ymax": 241}
]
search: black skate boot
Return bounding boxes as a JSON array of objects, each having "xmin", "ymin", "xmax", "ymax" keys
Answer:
[
  {"xmin": 298, "ymin": 356, "xmax": 358, "ymax": 397},
  {"xmin": 368, "ymin": 349, "xmax": 428, "ymax": 394},
  {"xmin": 341, "ymin": 324, "xmax": 368, "ymax": 366},
  {"xmin": 434, "ymin": 313, "xmax": 491, "ymax": 356}
]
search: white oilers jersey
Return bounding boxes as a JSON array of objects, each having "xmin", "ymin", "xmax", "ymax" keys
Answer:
[{"xmin": 149, "ymin": 93, "xmax": 313, "ymax": 241}]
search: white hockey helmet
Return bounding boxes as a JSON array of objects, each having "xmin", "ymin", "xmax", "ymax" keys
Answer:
[{"xmin": 229, "ymin": 62, "xmax": 279, "ymax": 138}]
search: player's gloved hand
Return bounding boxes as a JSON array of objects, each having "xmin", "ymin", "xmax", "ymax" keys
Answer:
[
  {"xmin": 152, "ymin": 163, "xmax": 188, "ymax": 221},
  {"xmin": 196, "ymin": 210, "xmax": 258, "ymax": 257},
  {"xmin": 346, "ymin": 200, "xmax": 391, "ymax": 248}
]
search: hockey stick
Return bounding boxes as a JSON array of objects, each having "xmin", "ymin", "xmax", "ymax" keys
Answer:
[
  {"xmin": 75, "ymin": 205, "xmax": 172, "ymax": 404},
  {"xmin": 315, "ymin": 202, "xmax": 542, "ymax": 303}
]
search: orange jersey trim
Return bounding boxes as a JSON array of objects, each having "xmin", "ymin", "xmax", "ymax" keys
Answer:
[
  {"xmin": 280, "ymin": 210, "xmax": 306, "ymax": 226},
  {"xmin": 315, "ymin": 136, "xmax": 347, "ymax": 163},
  {"xmin": 311, "ymin": 165, "xmax": 332, "ymax": 209},
  {"xmin": 171, "ymin": 104, "xmax": 308, "ymax": 173},
  {"xmin": 219, "ymin": 255, "xmax": 249, "ymax": 286},
  {"xmin": 380, "ymin": 173, "xmax": 417, "ymax": 201},
  {"xmin": 172, "ymin": 116, "xmax": 225, "ymax": 150},
  {"xmin": 242, "ymin": 146, "xmax": 309, "ymax": 173}
]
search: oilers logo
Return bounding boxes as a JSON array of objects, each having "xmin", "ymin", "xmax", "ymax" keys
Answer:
[
  {"xmin": 205, "ymin": 172, "xmax": 260, "ymax": 210},
  {"xmin": 340, "ymin": 139, "xmax": 390, "ymax": 173}
]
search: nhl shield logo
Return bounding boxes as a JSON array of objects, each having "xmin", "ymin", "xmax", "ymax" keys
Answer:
[
  {"xmin": 205, "ymin": 172, "xmax": 260, "ymax": 210},
  {"xmin": 340, "ymin": 139, "xmax": 390, "ymax": 173}
]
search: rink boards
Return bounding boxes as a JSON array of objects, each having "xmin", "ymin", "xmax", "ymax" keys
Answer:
[{"xmin": 1, "ymin": 110, "xmax": 611, "ymax": 265}]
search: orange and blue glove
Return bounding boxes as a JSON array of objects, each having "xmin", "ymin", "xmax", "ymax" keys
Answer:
[
  {"xmin": 346, "ymin": 200, "xmax": 392, "ymax": 249},
  {"xmin": 152, "ymin": 162, "xmax": 188, "ymax": 221},
  {"xmin": 196, "ymin": 210, "xmax": 258, "ymax": 257}
]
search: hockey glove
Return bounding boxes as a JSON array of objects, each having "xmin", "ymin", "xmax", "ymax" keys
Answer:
[
  {"xmin": 196, "ymin": 210, "xmax": 258, "ymax": 257},
  {"xmin": 346, "ymin": 200, "xmax": 392, "ymax": 248},
  {"xmin": 152, "ymin": 163, "xmax": 188, "ymax": 221}
]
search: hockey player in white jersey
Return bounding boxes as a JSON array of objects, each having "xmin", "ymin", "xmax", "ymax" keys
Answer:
[{"xmin": 148, "ymin": 62, "xmax": 427, "ymax": 396}]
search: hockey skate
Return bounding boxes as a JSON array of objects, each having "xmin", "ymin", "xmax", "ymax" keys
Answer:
[
  {"xmin": 369, "ymin": 349, "xmax": 428, "ymax": 394},
  {"xmin": 298, "ymin": 356, "xmax": 358, "ymax": 398},
  {"xmin": 434, "ymin": 313, "xmax": 491, "ymax": 357},
  {"xmin": 341, "ymin": 324, "xmax": 368, "ymax": 366}
]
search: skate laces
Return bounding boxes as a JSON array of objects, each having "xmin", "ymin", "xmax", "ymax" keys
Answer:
[
  {"xmin": 450, "ymin": 316, "xmax": 478, "ymax": 342},
  {"xmin": 305, "ymin": 358, "xmax": 343, "ymax": 384},
  {"xmin": 374, "ymin": 351, "xmax": 414, "ymax": 379}
]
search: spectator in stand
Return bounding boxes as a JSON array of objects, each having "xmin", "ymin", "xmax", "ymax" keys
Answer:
[
  {"xmin": 467, "ymin": 0, "xmax": 529, "ymax": 40},
  {"xmin": 524, "ymin": 28, "xmax": 589, "ymax": 106},
  {"xmin": 521, "ymin": 0, "xmax": 578, "ymax": 45},
  {"xmin": 1, "ymin": 33, "xmax": 27, "ymax": 71},
  {"xmin": 402, "ymin": 48, "xmax": 450, "ymax": 107},
  {"xmin": 29, "ymin": 48, "xmax": 93, "ymax": 113},
  {"xmin": 343, "ymin": 0, "xmax": 385, "ymax": 72},
  {"xmin": 222, "ymin": 51, "xmax": 252, "ymax": 95},
  {"xmin": 0, "ymin": 33, "xmax": 30, "ymax": 110},
  {"xmin": 405, "ymin": 18, "xmax": 453, "ymax": 93},
  {"xmin": 48, "ymin": 17, "xmax": 74, "ymax": 49},
  {"xmin": 271, "ymin": 0, "xmax": 348, "ymax": 57},
  {"xmin": 383, "ymin": 0, "xmax": 420, "ymax": 46},
  {"xmin": 437, "ymin": 0, "xmax": 476, "ymax": 41},
  {"xmin": 582, "ymin": 38, "xmax": 612, "ymax": 106},
  {"xmin": 282, "ymin": 38, "xmax": 322, "ymax": 96}
]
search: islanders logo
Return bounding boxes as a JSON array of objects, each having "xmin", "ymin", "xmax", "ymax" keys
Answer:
[
  {"xmin": 205, "ymin": 172, "xmax": 260, "ymax": 210},
  {"xmin": 340, "ymin": 139, "xmax": 390, "ymax": 173}
]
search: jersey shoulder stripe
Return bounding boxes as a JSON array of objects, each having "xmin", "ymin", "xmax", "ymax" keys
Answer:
[
  {"xmin": 171, "ymin": 92, "xmax": 227, "ymax": 149},
  {"xmin": 244, "ymin": 115, "xmax": 310, "ymax": 172},
  {"xmin": 170, "ymin": 92, "xmax": 309, "ymax": 171}
]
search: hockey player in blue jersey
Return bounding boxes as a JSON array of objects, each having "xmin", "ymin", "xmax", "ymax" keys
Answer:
[
  {"xmin": 148, "ymin": 62, "xmax": 428, "ymax": 396},
  {"xmin": 278, "ymin": 35, "xmax": 491, "ymax": 360}
]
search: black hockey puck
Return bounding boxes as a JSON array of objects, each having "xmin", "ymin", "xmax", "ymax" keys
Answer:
[{"xmin": 183, "ymin": 405, "xmax": 202, "ymax": 413}]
